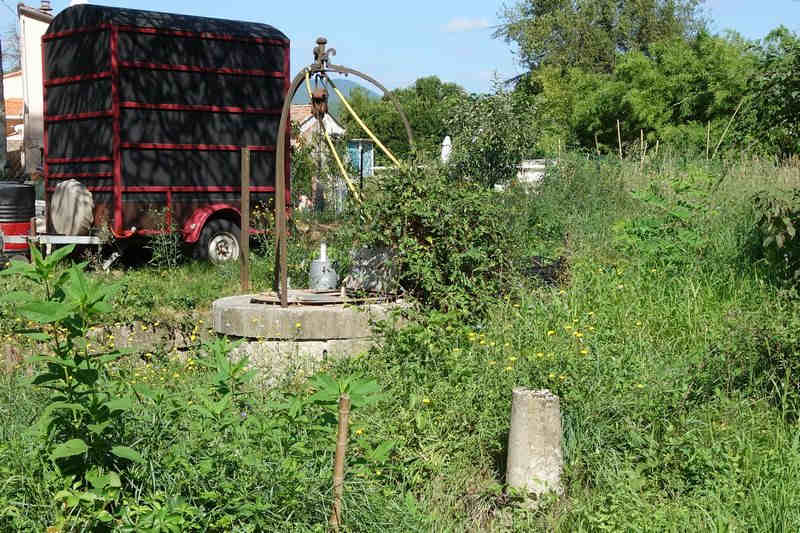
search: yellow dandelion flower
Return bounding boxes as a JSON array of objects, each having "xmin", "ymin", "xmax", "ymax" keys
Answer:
[
  {"xmin": 547, "ymin": 330, "xmax": 555, "ymax": 336},
  {"xmin": 588, "ymin": 326, "xmax": 595, "ymax": 332},
  {"xmin": 355, "ymin": 428, "xmax": 364, "ymax": 435},
  {"xmin": 548, "ymin": 372, "xmax": 556, "ymax": 379},
  {"xmin": 508, "ymin": 356, "xmax": 517, "ymax": 362},
  {"xmin": 295, "ymin": 322, "xmax": 302, "ymax": 329},
  {"xmin": 558, "ymin": 289, "xmax": 566, "ymax": 295},
  {"xmin": 580, "ymin": 349, "xmax": 589, "ymax": 355},
  {"xmin": 564, "ymin": 325, "xmax": 572, "ymax": 331},
  {"xmin": 574, "ymin": 332, "xmax": 583, "ymax": 338},
  {"xmin": 504, "ymin": 366, "xmax": 513, "ymax": 371},
  {"xmin": 636, "ymin": 321, "xmax": 642, "ymax": 326},
  {"xmin": 504, "ymin": 342, "xmax": 510, "ymax": 347},
  {"xmin": 536, "ymin": 352, "xmax": 544, "ymax": 357},
  {"xmin": 559, "ymin": 374, "xmax": 566, "ymax": 381},
  {"xmin": 422, "ymin": 398, "xmax": 430, "ymax": 404},
  {"xmin": 636, "ymin": 383, "xmax": 645, "ymax": 389}
]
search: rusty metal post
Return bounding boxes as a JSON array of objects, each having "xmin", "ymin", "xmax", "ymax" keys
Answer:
[
  {"xmin": 240, "ymin": 147, "xmax": 250, "ymax": 292},
  {"xmin": 272, "ymin": 39, "xmax": 416, "ymax": 308},
  {"xmin": 329, "ymin": 394, "xmax": 351, "ymax": 531}
]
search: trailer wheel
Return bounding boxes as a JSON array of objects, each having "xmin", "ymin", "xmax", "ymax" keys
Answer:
[{"xmin": 197, "ymin": 218, "xmax": 240, "ymax": 263}]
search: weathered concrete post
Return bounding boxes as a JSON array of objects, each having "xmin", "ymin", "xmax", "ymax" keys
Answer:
[{"xmin": 506, "ymin": 388, "xmax": 563, "ymax": 502}]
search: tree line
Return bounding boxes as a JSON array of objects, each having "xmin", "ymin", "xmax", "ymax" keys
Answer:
[{"xmin": 339, "ymin": 0, "xmax": 799, "ymax": 161}]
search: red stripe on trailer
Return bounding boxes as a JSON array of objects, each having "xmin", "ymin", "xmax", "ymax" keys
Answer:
[
  {"xmin": 45, "ymin": 111, "xmax": 113, "ymax": 122},
  {"xmin": 42, "ymin": 36, "xmax": 48, "ymax": 207},
  {"xmin": 47, "ymin": 172, "xmax": 113, "ymax": 178},
  {"xmin": 45, "ymin": 71, "xmax": 112, "ymax": 86},
  {"xmin": 120, "ymin": 102, "xmax": 281, "ymax": 115},
  {"xmin": 117, "ymin": 25, "xmax": 288, "ymax": 46},
  {"xmin": 283, "ymin": 41, "xmax": 291, "ymax": 208},
  {"xmin": 124, "ymin": 186, "xmax": 276, "ymax": 193},
  {"xmin": 47, "ymin": 156, "xmax": 113, "ymax": 164},
  {"xmin": 120, "ymin": 143, "xmax": 275, "ymax": 152},
  {"xmin": 118, "ymin": 61, "xmax": 285, "ymax": 78},
  {"xmin": 42, "ymin": 24, "xmax": 112, "ymax": 41},
  {"xmin": 46, "ymin": 186, "xmax": 277, "ymax": 193},
  {"xmin": 111, "ymin": 25, "xmax": 124, "ymax": 236}
]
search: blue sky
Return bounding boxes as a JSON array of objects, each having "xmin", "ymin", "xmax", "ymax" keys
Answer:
[{"xmin": 3, "ymin": 1, "xmax": 800, "ymax": 93}]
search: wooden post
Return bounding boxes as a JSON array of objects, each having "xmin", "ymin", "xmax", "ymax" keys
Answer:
[
  {"xmin": 240, "ymin": 147, "xmax": 250, "ymax": 293},
  {"xmin": 594, "ymin": 133, "xmax": 600, "ymax": 156},
  {"xmin": 640, "ymin": 130, "xmax": 645, "ymax": 172},
  {"xmin": 655, "ymin": 139, "xmax": 660, "ymax": 158},
  {"xmin": 616, "ymin": 120, "xmax": 622, "ymax": 159},
  {"xmin": 329, "ymin": 394, "xmax": 351, "ymax": 531},
  {"xmin": 706, "ymin": 121, "xmax": 710, "ymax": 160}
]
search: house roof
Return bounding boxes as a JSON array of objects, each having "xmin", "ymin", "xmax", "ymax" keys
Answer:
[
  {"xmin": 291, "ymin": 104, "xmax": 344, "ymax": 132},
  {"xmin": 291, "ymin": 104, "xmax": 314, "ymax": 126},
  {"xmin": 5, "ymin": 98, "xmax": 23, "ymax": 117}
]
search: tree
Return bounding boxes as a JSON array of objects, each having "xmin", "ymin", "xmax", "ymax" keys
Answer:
[
  {"xmin": 338, "ymin": 76, "xmax": 468, "ymax": 162},
  {"xmin": 3, "ymin": 23, "xmax": 20, "ymax": 73},
  {"xmin": 495, "ymin": 0, "xmax": 708, "ymax": 73},
  {"xmin": 511, "ymin": 30, "xmax": 756, "ymax": 156},
  {"xmin": 744, "ymin": 27, "xmax": 800, "ymax": 156},
  {"xmin": 446, "ymin": 84, "xmax": 541, "ymax": 188}
]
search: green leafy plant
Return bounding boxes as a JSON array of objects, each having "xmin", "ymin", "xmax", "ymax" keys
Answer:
[
  {"xmin": 0, "ymin": 244, "xmax": 140, "ymax": 527},
  {"xmin": 753, "ymin": 189, "xmax": 800, "ymax": 283},
  {"xmin": 357, "ymin": 161, "xmax": 528, "ymax": 314}
]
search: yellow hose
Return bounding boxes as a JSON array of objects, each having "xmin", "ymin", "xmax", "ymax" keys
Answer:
[
  {"xmin": 325, "ymin": 75, "xmax": 401, "ymax": 167},
  {"xmin": 304, "ymin": 71, "xmax": 362, "ymax": 205}
]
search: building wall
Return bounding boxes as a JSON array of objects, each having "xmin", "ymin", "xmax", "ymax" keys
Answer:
[
  {"xmin": 3, "ymin": 72, "xmax": 23, "ymax": 99},
  {"xmin": 20, "ymin": 9, "xmax": 51, "ymax": 173}
]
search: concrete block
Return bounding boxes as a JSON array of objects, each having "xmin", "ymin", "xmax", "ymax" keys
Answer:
[
  {"xmin": 233, "ymin": 337, "xmax": 374, "ymax": 387},
  {"xmin": 506, "ymin": 388, "xmax": 563, "ymax": 502},
  {"xmin": 212, "ymin": 294, "xmax": 402, "ymax": 340}
]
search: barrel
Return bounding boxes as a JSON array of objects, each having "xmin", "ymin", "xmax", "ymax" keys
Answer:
[{"xmin": 0, "ymin": 182, "xmax": 35, "ymax": 253}]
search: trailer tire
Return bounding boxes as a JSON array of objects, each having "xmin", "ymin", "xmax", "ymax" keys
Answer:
[{"xmin": 197, "ymin": 218, "xmax": 240, "ymax": 263}]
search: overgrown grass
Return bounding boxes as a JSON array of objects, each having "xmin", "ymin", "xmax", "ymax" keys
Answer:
[{"xmin": 2, "ymin": 155, "xmax": 800, "ymax": 531}]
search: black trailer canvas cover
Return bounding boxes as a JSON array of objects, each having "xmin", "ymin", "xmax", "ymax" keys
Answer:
[{"xmin": 43, "ymin": 5, "xmax": 290, "ymax": 236}]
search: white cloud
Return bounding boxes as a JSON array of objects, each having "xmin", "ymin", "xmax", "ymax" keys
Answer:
[{"xmin": 443, "ymin": 16, "xmax": 490, "ymax": 33}]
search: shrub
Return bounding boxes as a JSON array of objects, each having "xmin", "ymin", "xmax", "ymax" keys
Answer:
[
  {"xmin": 446, "ymin": 86, "xmax": 540, "ymax": 189},
  {"xmin": 358, "ymin": 162, "xmax": 528, "ymax": 315},
  {"xmin": 753, "ymin": 188, "xmax": 800, "ymax": 284}
]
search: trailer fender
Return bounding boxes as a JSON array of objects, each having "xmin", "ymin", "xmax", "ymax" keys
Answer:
[{"xmin": 183, "ymin": 204, "xmax": 240, "ymax": 244}]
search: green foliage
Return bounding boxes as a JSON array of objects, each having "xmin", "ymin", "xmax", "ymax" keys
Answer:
[
  {"xmin": 613, "ymin": 168, "xmax": 714, "ymax": 271},
  {"xmin": 496, "ymin": 0, "xmax": 707, "ymax": 72},
  {"xmin": 0, "ymin": 245, "xmax": 137, "ymax": 530},
  {"xmin": 147, "ymin": 208, "xmax": 184, "ymax": 269},
  {"xmin": 744, "ymin": 27, "xmax": 800, "ymax": 156},
  {"xmin": 446, "ymin": 85, "xmax": 541, "ymax": 188},
  {"xmin": 338, "ymin": 76, "xmax": 467, "ymax": 161},
  {"xmin": 522, "ymin": 31, "xmax": 755, "ymax": 155},
  {"xmin": 358, "ymin": 161, "xmax": 527, "ymax": 314},
  {"xmin": 753, "ymin": 188, "xmax": 800, "ymax": 283}
]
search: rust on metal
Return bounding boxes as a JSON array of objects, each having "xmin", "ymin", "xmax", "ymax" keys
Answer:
[{"xmin": 273, "ymin": 38, "xmax": 414, "ymax": 307}]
